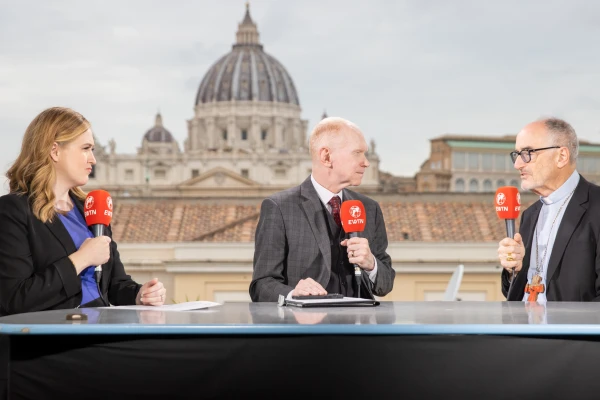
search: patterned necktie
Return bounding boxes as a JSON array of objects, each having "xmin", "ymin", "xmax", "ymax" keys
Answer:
[{"xmin": 328, "ymin": 195, "xmax": 341, "ymax": 227}]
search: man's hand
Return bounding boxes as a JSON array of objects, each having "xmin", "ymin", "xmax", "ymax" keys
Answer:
[
  {"xmin": 498, "ymin": 233, "xmax": 525, "ymax": 273},
  {"xmin": 341, "ymin": 237, "xmax": 375, "ymax": 271},
  {"xmin": 292, "ymin": 278, "xmax": 327, "ymax": 296}
]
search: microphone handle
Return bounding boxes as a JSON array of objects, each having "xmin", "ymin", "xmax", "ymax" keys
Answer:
[
  {"xmin": 505, "ymin": 219, "xmax": 516, "ymax": 239},
  {"xmin": 505, "ymin": 219, "xmax": 517, "ymax": 298},
  {"xmin": 90, "ymin": 223, "xmax": 108, "ymax": 305},
  {"xmin": 91, "ymin": 224, "xmax": 105, "ymax": 238},
  {"xmin": 91, "ymin": 224, "xmax": 105, "ymax": 271},
  {"xmin": 349, "ymin": 232, "xmax": 361, "ymax": 298}
]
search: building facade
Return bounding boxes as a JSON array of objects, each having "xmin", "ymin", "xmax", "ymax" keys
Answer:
[
  {"xmin": 111, "ymin": 192, "xmax": 532, "ymax": 304},
  {"xmin": 416, "ymin": 134, "xmax": 600, "ymax": 192}
]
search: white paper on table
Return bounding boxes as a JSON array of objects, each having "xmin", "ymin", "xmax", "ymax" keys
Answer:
[{"xmin": 100, "ymin": 301, "xmax": 221, "ymax": 311}]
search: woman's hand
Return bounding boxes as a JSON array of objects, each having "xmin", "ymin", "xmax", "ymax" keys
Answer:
[
  {"xmin": 69, "ymin": 236, "xmax": 111, "ymax": 274},
  {"xmin": 136, "ymin": 278, "xmax": 167, "ymax": 306}
]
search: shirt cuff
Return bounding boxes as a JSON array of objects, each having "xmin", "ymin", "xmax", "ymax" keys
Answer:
[{"xmin": 366, "ymin": 256, "xmax": 378, "ymax": 283}]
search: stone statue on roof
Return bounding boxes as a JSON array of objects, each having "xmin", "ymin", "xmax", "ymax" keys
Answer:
[{"xmin": 108, "ymin": 138, "xmax": 116, "ymax": 155}]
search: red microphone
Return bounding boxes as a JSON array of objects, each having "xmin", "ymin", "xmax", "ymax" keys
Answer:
[
  {"xmin": 84, "ymin": 190, "xmax": 113, "ymax": 236},
  {"xmin": 84, "ymin": 190, "xmax": 113, "ymax": 283},
  {"xmin": 340, "ymin": 200, "xmax": 367, "ymax": 297},
  {"xmin": 494, "ymin": 186, "xmax": 521, "ymax": 239},
  {"xmin": 340, "ymin": 200, "xmax": 366, "ymax": 238}
]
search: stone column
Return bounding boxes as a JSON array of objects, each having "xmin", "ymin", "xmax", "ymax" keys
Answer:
[
  {"xmin": 227, "ymin": 116, "xmax": 237, "ymax": 149},
  {"xmin": 206, "ymin": 116, "xmax": 215, "ymax": 149},
  {"xmin": 274, "ymin": 116, "xmax": 283, "ymax": 149}
]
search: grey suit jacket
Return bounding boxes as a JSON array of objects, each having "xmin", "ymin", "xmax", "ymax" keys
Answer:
[{"xmin": 250, "ymin": 176, "xmax": 394, "ymax": 302}]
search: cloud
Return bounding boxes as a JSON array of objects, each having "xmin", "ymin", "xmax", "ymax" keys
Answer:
[{"xmin": 112, "ymin": 26, "xmax": 141, "ymax": 39}]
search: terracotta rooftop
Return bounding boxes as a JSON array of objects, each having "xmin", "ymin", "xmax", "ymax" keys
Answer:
[{"xmin": 111, "ymin": 199, "xmax": 536, "ymax": 243}]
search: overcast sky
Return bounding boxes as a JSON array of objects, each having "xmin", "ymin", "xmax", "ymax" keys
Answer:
[{"xmin": 1, "ymin": 0, "xmax": 599, "ymax": 194}]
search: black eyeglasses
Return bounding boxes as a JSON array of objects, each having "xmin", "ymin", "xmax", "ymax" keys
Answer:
[{"xmin": 509, "ymin": 146, "xmax": 560, "ymax": 163}]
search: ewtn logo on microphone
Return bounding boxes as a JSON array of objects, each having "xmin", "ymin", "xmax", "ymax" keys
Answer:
[
  {"xmin": 85, "ymin": 197, "xmax": 94, "ymax": 209},
  {"xmin": 350, "ymin": 206, "xmax": 361, "ymax": 218},
  {"xmin": 496, "ymin": 193, "xmax": 506, "ymax": 205},
  {"xmin": 347, "ymin": 206, "xmax": 364, "ymax": 225}
]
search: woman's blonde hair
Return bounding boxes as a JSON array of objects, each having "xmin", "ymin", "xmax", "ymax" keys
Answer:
[{"xmin": 6, "ymin": 107, "xmax": 90, "ymax": 222}]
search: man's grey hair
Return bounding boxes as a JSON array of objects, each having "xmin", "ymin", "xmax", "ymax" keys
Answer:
[{"xmin": 542, "ymin": 118, "xmax": 579, "ymax": 164}]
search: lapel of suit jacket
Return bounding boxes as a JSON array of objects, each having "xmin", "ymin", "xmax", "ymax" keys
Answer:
[
  {"xmin": 508, "ymin": 201, "xmax": 541, "ymax": 300},
  {"xmin": 546, "ymin": 177, "xmax": 589, "ymax": 284},
  {"xmin": 299, "ymin": 178, "xmax": 331, "ymax": 272}
]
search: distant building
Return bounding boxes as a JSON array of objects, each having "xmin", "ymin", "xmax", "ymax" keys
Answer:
[
  {"xmin": 85, "ymin": 5, "xmax": 382, "ymax": 198},
  {"xmin": 416, "ymin": 134, "xmax": 600, "ymax": 192}
]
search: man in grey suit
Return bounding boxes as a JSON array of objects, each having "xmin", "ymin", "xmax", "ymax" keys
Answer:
[{"xmin": 250, "ymin": 117, "xmax": 394, "ymax": 302}]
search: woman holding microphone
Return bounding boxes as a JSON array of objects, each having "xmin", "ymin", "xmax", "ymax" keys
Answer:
[{"xmin": 0, "ymin": 107, "xmax": 166, "ymax": 316}]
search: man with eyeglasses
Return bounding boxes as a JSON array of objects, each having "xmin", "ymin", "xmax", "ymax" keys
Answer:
[{"xmin": 498, "ymin": 118, "xmax": 600, "ymax": 301}]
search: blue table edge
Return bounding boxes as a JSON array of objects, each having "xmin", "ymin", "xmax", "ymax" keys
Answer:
[{"xmin": 2, "ymin": 323, "xmax": 600, "ymax": 335}]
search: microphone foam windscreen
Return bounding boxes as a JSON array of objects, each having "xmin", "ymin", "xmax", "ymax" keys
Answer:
[
  {"xmin": 340, "ymin": 200, "xmax": 366, "ymax": 233},
  {"xmin": 84, "ymin": 190, "xmax": 113, "ymax": 227},
  {"xmin": 495, "ymin": 186, "xmax": 521, "ymax": 220}
]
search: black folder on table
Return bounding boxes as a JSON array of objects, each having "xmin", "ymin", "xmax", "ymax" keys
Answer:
[{"xmin": 280, "ymin": 295, "xmax": 379, "ymax": 308}]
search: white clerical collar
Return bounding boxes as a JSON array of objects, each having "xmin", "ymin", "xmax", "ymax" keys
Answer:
[
  {"xmin": 310, "ymin": 175, "xmax": 343, "ymax": 206},
  {"xmin": 539, "ymin": 170, "xmax": 579, "ymax": 206}
]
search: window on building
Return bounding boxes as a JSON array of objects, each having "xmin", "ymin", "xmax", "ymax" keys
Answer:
[
  {"xmin": 509, "ymin": 179, "xmax": 519, "ymax": 187},
  {"xmin": 483, "ymin": 179, "xmax": 493, "ymax": 192},
  {"xmin": 468, "ymin": 153, "xmax": 479, "ymax": 170},
  {"xmin": 191, "ymin": 169, "xmax": 200, "ymax": 178},
  {"xmin": 497, "ymin": 179, "xmax": 506, "ymax": 188},
  {"xmin": 274, "ymin": 168, "xmax": 286, "ymax": 178},
  {"xmin": 455, "ymin": 178, "xmax": 465, "ymax": 192},
  {"xmin": 241, "ymin": 169, "xmax": 249, "ymax": 179},
  {"xmin": 241, "ymin": 130, "xmax": 248, "ymax": 141},
  {"xmin": 453, "ymin": 152, "xmax": 465, "ymax": 170},
  {"xmin": 124, "ymin": 169, "xmax": 134, "ymax": 181},
  {"xmin": 469, "ymin": 178, "xmax": 479, "ymax": 192},
  {"xmin": 222, "ymin": 130, "xmax": 228, "ymax": 140},
  {"xmin": 89, "ymin": 165, "xmax": 96, "ymax": 179},
  {"xmin": 261, "ymin": 130, "xmax": 268, "ymax": 140},
  {"xmin": 482, "ymin": 154, "xmax": 493, "ymax": 171},
  {"xmin": 495, "ymin": 154, "xmax": 508, "ymax": 171},
  {"xmin": 581, "ymin": 156, "xmax": 599, "ymax": 173},
  {"xmin": 579, "ymin": 156, "xmax": 588, "ymax": 172},
  {"xmin": 154, "ymin": 169, "xmax": 166, "ymax": 179}
]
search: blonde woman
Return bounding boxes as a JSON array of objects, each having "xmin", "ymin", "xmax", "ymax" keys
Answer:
[{"xmin": 0, "ymin": 107, "xmax": 166, "ymax": 316}]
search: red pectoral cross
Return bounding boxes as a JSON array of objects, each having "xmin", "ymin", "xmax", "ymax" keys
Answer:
[
  {"xmin": 525, "ymin": 274, "xmax": 545, "ymax": 302},
  {"xmin": 525, "ymin": 283, "xmax": 545, "ymax": 302}
]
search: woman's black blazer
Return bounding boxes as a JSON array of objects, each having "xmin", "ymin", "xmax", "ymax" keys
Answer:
[{"xmin": 0, "ymin": 192, "xmax": 140, "ymax": 316}]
